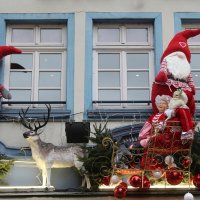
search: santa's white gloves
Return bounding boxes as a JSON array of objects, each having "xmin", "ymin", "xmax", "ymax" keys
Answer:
[{"xmin": 164, "ymin": 109, "xmax": 175, "ymax": 120}]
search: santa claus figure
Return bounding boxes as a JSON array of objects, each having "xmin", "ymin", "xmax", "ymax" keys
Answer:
[
  {"xmin": 0, "ymin": 46, "xmax": 22, "ymax": 99},
  {"xmin": 151, "ymin": 29, "xmax": 200, "ymax": 117}
]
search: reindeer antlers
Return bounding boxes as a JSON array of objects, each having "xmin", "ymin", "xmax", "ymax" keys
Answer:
[
  {"xmin": 19, "ymin": 106, "xmax": 33, "ymax": 130},
  {"xmin": 19, "ymin": 104, "xmax": 51, "ymax": 133}
]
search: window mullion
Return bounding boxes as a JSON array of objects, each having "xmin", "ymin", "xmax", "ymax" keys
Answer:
[
  {"xmin": 121, "ymin": 26, "xmax": 126, "ymax": 44},
  {"xmin": 121, "ymin": 51, "xmax": 127, "ymax": 108},
  {"xmin": 60, "ymin": 51, "xmax": 66, "ymax": 101},
  {"xmin": 33, "ymin": 51, "xmax": 39, "ymax": 103},
  {"xmin": 35, "ymin": 26, "xmax": 40, "ymax": 45},
  {"xmin": 149, "ymin": 50, "xmax": 154, "ymax": 99},
  {"xmin": 93, "ymin": 51, "xmax": 98, "ymax": 102}
]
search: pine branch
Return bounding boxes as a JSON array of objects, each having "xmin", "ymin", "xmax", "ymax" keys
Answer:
[{"xmin": 80, "ymin": 122, "xmax": 116, "ymax": 191}]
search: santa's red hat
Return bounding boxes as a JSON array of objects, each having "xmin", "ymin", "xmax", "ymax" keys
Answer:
[{"xmin": 160, "ymin": 29, "xmax": 200, "ymax": 63}]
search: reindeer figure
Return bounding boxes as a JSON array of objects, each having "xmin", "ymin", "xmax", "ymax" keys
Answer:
[{"xmin": 19, "ymin": 105, "xmax": 91, "ymax": 189}]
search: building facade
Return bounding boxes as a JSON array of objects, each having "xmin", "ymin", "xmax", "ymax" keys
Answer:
[{"xmin": 0, "ymin": 0, "xmax": 199, "ymax": 189}]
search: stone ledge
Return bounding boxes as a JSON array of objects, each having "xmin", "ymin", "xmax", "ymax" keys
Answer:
[
  {"xmin": 0, "ymin": 186, "xmax": 55, "ymax": 193},
  {"xmin": 0, "ymin": 188, "xmax": 200, "ymax": 197}
]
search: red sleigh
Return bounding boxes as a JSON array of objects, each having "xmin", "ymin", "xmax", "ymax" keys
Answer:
[
  {"xmin": 141, "ymin": 117, "xmax": 193, "ymax": 171},
  {"xmin": 114, "ymin": 118, "xmax": 194, "ymax": 188}
]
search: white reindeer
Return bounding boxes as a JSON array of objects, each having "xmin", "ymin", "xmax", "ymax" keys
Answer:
[{"xmin": 19, "ymin": 105, "xmax": 91, "ymax": 189}]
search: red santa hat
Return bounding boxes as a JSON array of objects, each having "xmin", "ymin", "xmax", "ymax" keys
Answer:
[{"xmin": 160, "ymin": 29, "xmax": 200, "ymax": 63}]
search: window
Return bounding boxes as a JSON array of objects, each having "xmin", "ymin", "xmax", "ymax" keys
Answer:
[
  {"xmin": 5, "ymin": 24, "xmax": 67, "ymax": 106},
  {"xmin": 93, "ymin": 24, "xmax": 154, "ymax": 108},
  {"xmin": 183, "ymin": 24, "xmax": 200, "ymax": 102}
]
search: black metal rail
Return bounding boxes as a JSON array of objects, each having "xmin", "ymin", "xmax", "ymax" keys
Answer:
[{"xmin": 1, "ymin": 101, "xmax": 66, "ymax": 105}]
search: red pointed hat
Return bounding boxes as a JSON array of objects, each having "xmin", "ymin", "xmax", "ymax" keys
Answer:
[{"xmin": 160, "ymin": 29, "xmax": 200, "ymax": 63}]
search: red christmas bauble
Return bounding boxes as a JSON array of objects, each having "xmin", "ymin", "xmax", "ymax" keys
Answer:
[
  {"xmin": 129, "ymin": 175, "xmax": 142, "ymax": 187},
  {"xmin": 182, "ymin": 157, "xmax": 192, "ymax": 169},
  {"xmin": 119, "ymin": 182, "xmax": 128, "ymax": 190},
  {"xmin": 193, "ymin": 174, "xmax": 200, "ymax": 188},
  {"xmin": 139, "ymin": 176, "xmax": 151, "ymax": 190},
  {"xmin": 102, "ymin": 176, "xmax": 110, "ymax": 186},
  {"xmin": 166, "ymin": 168, "xmax": 183, "ymax": 185},
  {"xmin": 114, "ymin": 185, "xmax": 127, "ymax": 198}
]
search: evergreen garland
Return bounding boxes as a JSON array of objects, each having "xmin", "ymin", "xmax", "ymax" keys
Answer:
[{"xmin": 0, "ymin": 154, "xmax": 13, "ymax": 179}]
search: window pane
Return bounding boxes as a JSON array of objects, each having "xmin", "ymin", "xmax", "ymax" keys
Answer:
[
  {"xmin": 39, "ymin": 72, "xmax": 61, "ymax": 87},
  {"xmin": 127, "ymin": 72, "xmax": 149, "ymax": 87},
  {"xmin": 40, "ymin": 28, "xmax": 62, "ymax": 43},
  {"xmin": 11, "ymin": 54, "xmax": 33, "ymax": 69},
  {"xmin": 9, "ymin": 90, "xmax": 31, "ymax": 101},
  {"xmin": 128, "ymin": 89, "xmax": 150, "ymax": 101},
  {"xmin": 12, "ymin": 28, "xmax": 34, "ymax": 43},
  {"xmin": 39, "ymin": 90, "xmax": 61, "ymax": 101},
  {"xmin": 98, "ymin": 89, "xmax": 120, "ymax": 101},
  {"xmin": 98, "ymin": 53, "xmax": 120, "ymax": 69},
  {"xmin": 127, "ymin": 53, "xmax": 149, "ymax": 69},
  {"xmin": 10, "ymin": 72, "xmax": 32, "ymax": 87},
  {"xmin": 191, "ymin": 54, "xmax": 200, "ymax": 69},
  {"xmin": 191, "ymin": 72, "xmax": 200, "ymax": 87},
  {"xmin": 99, "ymin": 72, "xmax": 120, "ymax": 87},
  {"xmin": 126, "ymin": 28, "xmax": 148, "ymax": 42},
  {"xmin": 97, "ymin": 28, "xmax": 120, "ymax": 42},
  {"xmin": 40, "ymin": 53, "xmax": 62, "ymax": 69},
  {"xmin": 195, "ymin": 89, "xmax": 200, "ymax": 101}
]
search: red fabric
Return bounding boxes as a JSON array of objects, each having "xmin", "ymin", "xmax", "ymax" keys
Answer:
[
  {"xmin": 160, "ymin": 29, "xmax": 200, "ymax": 63},
  {"xmin": 0, "ymin": 46, "xmax": 22, "ymax": 60},
  {"xmin": 138, "ymin": 110, "xmax": 193, "ymax": 148},
  {"xmin": 138, "ymin": 113, "xmax": 166, "ymax": 148},
  {"xmin": 151, "ymin": 82, "xmax": 195, "ymax": 117},
  {"xmin": 155, "ymin": 60, "xmax": 168, "ymax": 82},
  {"xmin": 175, "ymin": 107, "xmax": 194, "ymax": 132}
]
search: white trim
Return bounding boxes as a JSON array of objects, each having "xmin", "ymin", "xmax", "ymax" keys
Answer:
[
  {"xmin": 94, "ymin": 24, "xmax": 153, "ymax": 46},
  {"xmin": 121, "ymin": 51, "xmax": 126, "ymax": 108},
  {"xmin": 93, "ymin": 23, "xmax": 154, "ymax": 109},
  {"xmin": 7, "ymin": 24, "xmax": 66, "ymax": 47},
  {"xmin": 92, "ymin": 51, "xmax": 98, "ymax": 103},
  {"xmin": 34, "ymin": 51, "xmax": 39, "ymax": 102},
  {"xmin": 5, "ymin": 24, "xmax": 67, "ymax": 108}
]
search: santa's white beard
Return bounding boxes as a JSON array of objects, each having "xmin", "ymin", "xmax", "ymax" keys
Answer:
[
  {"xmin": 168, "ymin": 98, "xmax": 186, "ymax": 109},
  {"xmin": 166, "ymin": 55, "xmax": 191, "ymax": 80}
]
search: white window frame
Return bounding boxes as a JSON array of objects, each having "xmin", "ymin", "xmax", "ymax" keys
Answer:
[
  {"xmin": 93, "ymin": 24, "xmax": 154, "ymax": 109},
  {"xmin": 4, "ymin": 24, "xmax": 67, "ymax": 108},
  {"xmin": 183, "ymin": 24, "xmax": 200, "ymax": 107}
]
